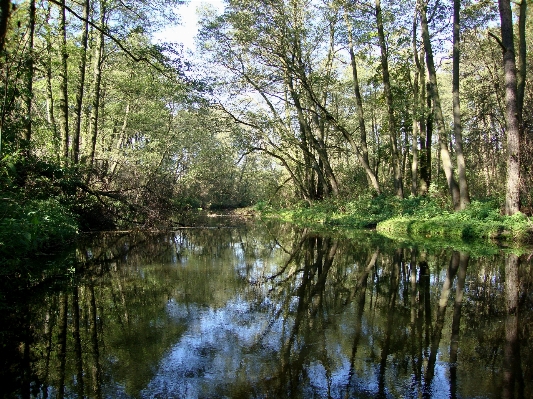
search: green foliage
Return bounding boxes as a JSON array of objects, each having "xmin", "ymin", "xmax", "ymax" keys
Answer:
[
  {"xmin": 260, "ymin": 196, "xmax": 533, "ymax": 247},
  {"xmin": 0, "ymin": 154, "xmax": 83, "ymax": 265},
  {"xmin": 376, "ymin": 199, "xmax": 532, "ymax": 244},
  {"xmin": 0, "ymin": 197, "xmax": 78, "ymax": 264}
]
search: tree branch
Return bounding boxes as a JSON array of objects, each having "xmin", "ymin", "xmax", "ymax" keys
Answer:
[
  {"xmin": 47, "ymin": 0, "xmax": 171, "ymax": 76},
  {"xmin": 488, "ymin": 31, "xmax": 505, "ymax": 51}
]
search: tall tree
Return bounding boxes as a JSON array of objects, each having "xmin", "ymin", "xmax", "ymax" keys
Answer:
[
  {"xmin": 495, "ymin": 0, "xmax": 521, "ymax": 215},
  {"xmin": 72, "ymin": 0, "xmax": 90, "ymax": 164},
  {"xmin": 375, "ymin": 0, "xmax": 403, "ymax": 198},
  {"xmin": 343, "ymin": 6, "xmax": 373, "ymax": 189},
  {"xmin": 44, "ymin": 2, "xmax": 59, "ymax": 158},
  {"xmin": 453, "ymin": 0, "xmax": 470, "ymax": 209},
  {"xmin": 88, "ymin": 0, "xmax": 107, "ymax": 169},
  {"xmin": 419, "ymin": 0, "xmax": 460, "ymax": 209},
  {"xmin": 23, "ymin": 0, "xmax": 35, "ymax": 156},
  {"xmin": 516, "ymin": 0, "xmax": 527, "ymax": 119},
  {"xmin": 58, "ymin": 0, "xmax": 70, "ymax": 164},
  {"xmin": 0, "ymin": 0, "xmax": 10, "ymax": 54},
  {"xmin": 411, "ymin": 8, "xmax": 421, "ymax": 196}
]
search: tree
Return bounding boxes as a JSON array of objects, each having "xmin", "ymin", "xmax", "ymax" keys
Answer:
[
  {"xmin": 452, "ymin": 0, "xmax": 470, "ymax": 209},
  {"xmin": 58, "ymin": 0, "xmax": 69, "ymax": 164},
  {"xmin": 87, "ymin": 0, "xmax": 106, "ymax": 170},
  {"xmin": 22, "ymin": 0, "xmax": 35, "ymax": 157},
  {"xmin": 494, "ymin": 0, "xmax": 521, "ymax": 215},
  {"xmin": 375, "ymin": 0, "xmax": 403, "ymax": 198},
  {"xmin": 343, "ymin": 5, "xmax": 378, "ymax": 193},
  {"xmin": 0, "ymin": 0, "xmax": 10, "ymax": 54},
  {"xmin": 419, "ymin": 0, "xmax": 460, "ymax": 209},
  {"xmin": 72, "ymin": 0, "xmax": 89, "ymax": 164}
]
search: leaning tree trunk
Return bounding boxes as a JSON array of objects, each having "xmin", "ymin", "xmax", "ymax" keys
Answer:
[
  {"xmin": 344, "ymin": 10, "xmax": 371, "ymax": 172},
  {"xmin": 498, "ymin": 0, "xmax": 521, "ymax": 215},
  {"xmin": 419, "ymin": 0, "xmax": 460, "ymax": 209},
  {"xmin": 376, "ymin": 0, "xmax": 403, "ymax": 198},
  {"xmin": 453, "ymin": 0, "xmax": 470, "ymax": 209}
]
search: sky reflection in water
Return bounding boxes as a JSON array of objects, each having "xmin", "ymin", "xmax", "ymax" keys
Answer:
[{"xmin": 0, "ymin": 220, "xmax": 531, "ymax": 398}]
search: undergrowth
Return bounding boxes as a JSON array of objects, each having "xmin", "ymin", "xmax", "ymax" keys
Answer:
[
  {"xmin": 0, "ymin": 196, "xmax": 78, "ymax": 266},
  {"xmin": 257, "ymin": 195, "xmax": 533, "ymax": 247}
]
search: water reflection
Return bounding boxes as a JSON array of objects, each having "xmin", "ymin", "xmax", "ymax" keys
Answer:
[{"xmin": 1, "ymin": 222, "xmax": 532, "ymax": 398}]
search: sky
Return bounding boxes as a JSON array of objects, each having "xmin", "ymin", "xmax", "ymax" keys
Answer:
[{"xmin": 153, "ymin": 0, "xmax": 226, "ymax": 52}]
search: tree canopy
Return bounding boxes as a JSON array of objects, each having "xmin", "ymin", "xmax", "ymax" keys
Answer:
[{"xmin": 0, "ymin": 0, "xmax": 531, "ymax": 232}]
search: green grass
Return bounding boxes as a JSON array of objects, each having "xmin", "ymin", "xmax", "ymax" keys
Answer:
[
  {"xmin": 376, "ymin": 200, "xmax": 531, "ymax": 242},
  {"xmin": 257, "ymin": 196, "xmax": 533, "ymax": 250}
]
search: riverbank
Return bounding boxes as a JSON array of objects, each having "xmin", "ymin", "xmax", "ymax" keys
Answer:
[
  {"xmin": 257, "ymin": 195, "xmax": 533, "ymax": 248},
  {"xmin": 0, "ymin": 196, "xmax": 78, "ymax": 267}
]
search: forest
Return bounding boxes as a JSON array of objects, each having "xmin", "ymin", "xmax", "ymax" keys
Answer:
[{"xmin": 0, "ymin": 0, "xmax": 531, "ymax": 260}]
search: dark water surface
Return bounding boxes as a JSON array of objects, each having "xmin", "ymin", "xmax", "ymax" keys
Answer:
[{"xmin": 1, "ymin": 219, "xmax": 532, "ymax": 398}]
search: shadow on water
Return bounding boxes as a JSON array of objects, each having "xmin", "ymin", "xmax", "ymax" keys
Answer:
[{"xmin": 1, "ymin": 220, "xmax": 533, "ymax": 398}]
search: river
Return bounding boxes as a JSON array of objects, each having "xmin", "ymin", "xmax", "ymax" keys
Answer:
[{"xmin": 1, "ymin": 217, "xmax": 531, "ymax": 398}]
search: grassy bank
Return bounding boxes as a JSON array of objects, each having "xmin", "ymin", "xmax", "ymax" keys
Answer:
[
  {"xmin": 0, "ymin": 197, "xmax": 78, "ymax": 267},
  {"xmin": 257, "ymin": 195, "xmax": 533, "ymax": 246}
]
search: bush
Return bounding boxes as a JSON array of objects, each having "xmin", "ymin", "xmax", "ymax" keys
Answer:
[
  {"xmin": 259, "ymin": 195, "xmax": 533, "ymax": 245},
  {"xmin": 0, "ymin": 197, "xmax": 78, "ymax": 263}
]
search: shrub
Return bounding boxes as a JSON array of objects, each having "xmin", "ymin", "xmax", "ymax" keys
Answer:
[{"xmin": 0, "ymin": 197, "xmax": 78, "ymax": 263}]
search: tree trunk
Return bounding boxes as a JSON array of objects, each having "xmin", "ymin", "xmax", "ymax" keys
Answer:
[
  {"xmin": 72, "ymin": 0, "xmax": 89, "ymax": 164},
  {"xmin": 57, "ymin": 292, "xmax": 68, "ymax": 399},
  {"xmin": 0, "ymin": 0, "xmax": 10, "ymax": 54},
  {"xmin": 289, "ymin": 14, "xmax": 381, "ymax": 194},
  {"xmin": 58, "ymin": 0, "xmax": 69, "ymax": 164},
  {"xmin": 72, "ymin": 286, "xmax": 84, "ymax": 397},
  {"xmin": 376, "ymin": 0, "xmax": 403, "ymax": 198},
  {"xmin": 411, "ymin": 9, "xmax": 421, "ymax": 196},
  {"xmin": 109, "ymin": 101, "xmax": 130, "ymax": 177},
  {"xmin": 418, "ymin": 50, "xmax": 431, "ymax": 195},
  {"xmin": 449, "ymin": 252, "xmax": 469, "ymax": 396},
  {"xmin": 23, "ymin": 0, "xmax": 35, "ymax": 156},
  {"xmin": 293, "ymin": 93, "xmax": 338, "ymax": 198},
  {"xmin": 419, "ymin": 0, "xmax": 460, "ymax": 209},
  {"xmin": 344, "ymin": 10, "xmax": 371, "ymax": 172},
  {"xmin": 88, "ymin": 0, "xmax": 106, "ymax": 170},
  {"xmin": 453, "ymin": 0, "xmax": 470, "ymax": 209},
  {"xmin": 287, "ymin": 32, "xmax": 340, "ymax": 198},
  {"xmin": 89, "ymin": 283, "xmax": 102, "ymax": 399},
  {"xmin": 44, "ymin": 3, "xmax": 59, "ymax": 159},
  {"xmin": 517, "ymin": 0, "xmax": 528, "ymax": 207},
  {"xmin": 516, "ymin": 0, "xmax": 527, "ymax": 119},
  {"xmin": 502, "ymin": 253, "xmax": 520, "ymax": 399},
  {"xmin": 498, "ymin": 0, "xmax": 521, "ymax": 215}
]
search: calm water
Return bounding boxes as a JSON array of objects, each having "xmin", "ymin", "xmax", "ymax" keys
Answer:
[{"xmin": 1, "ymin": 219, "xmax": 532, "ymax": 398}]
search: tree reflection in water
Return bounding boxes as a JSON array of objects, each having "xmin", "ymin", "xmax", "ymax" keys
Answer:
[{"xmin": 0, "ymin": 221, "xmax": 532, "ymax": 398}]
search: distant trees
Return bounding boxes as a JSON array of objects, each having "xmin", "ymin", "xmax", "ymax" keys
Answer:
[{"xmin": 0, "ymin": 0, "xmax": 273, "ymax": 228}]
